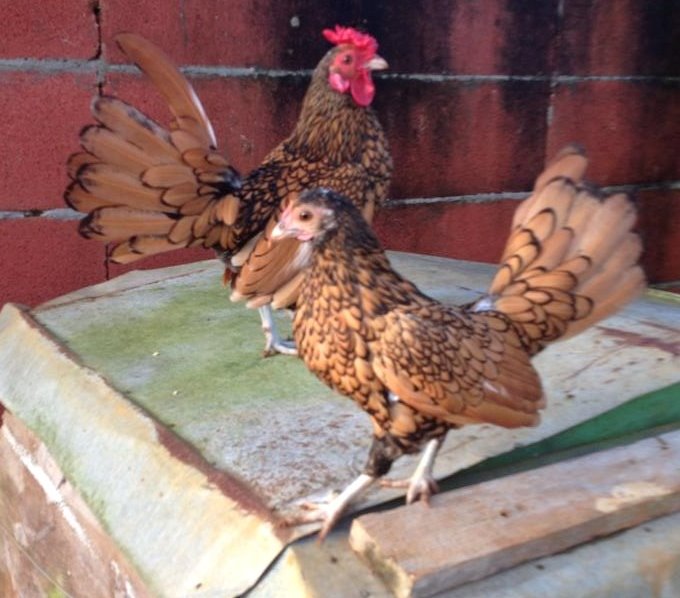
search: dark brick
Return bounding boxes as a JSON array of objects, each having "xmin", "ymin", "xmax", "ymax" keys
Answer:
[
  {"xmin": 0, "ymin": 219, "xmax": 105, "ymax": 307},
  {"xmin": 100, "ymin": 0, "xmax": 562, "ymax": 75},
  {"xmin": 375, "ymin": 187, "xmax": 680, "ymax": 287},
  {"xmin": 101, "ymin": 0, "xmax": 336, "ymax": 69},
  {"xmin": 557, "ymin": 0, "xmax": 680, "ymax": 76},
  {"xmin": 2, "ymin": 0, "xmax": 677, "ymax": 313},
  {"xmin": 374, "ymin": 198, "xmax": 520, "ymax": 264},
  {"xmin": 0, "ymin": 71, "xmax": 97, "ymax": 210},
  {"xmin": 547, "ymin": 81, "xmax": 680, "ymax": 186},
  {"xmin": 636, "ymin": 189, "xmax": 680, "ymax": 284},
  {"xmin": 0, "ymin": 0, "xmax": 98, "ymax": 59},
  {"xmin": 376, "ymin": 78, "xmax": 550, "ymax": 198},
  {"xmin": 343, "ymin": 0, "xmax": 558, "ymax": 75},
  {"xmin": 0, "ymin": 217, "xmax": 216, "ymax": 308}
]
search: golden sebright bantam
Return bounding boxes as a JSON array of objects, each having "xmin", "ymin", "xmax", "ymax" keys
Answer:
[
  {"xmin": 271, "ymin": 146, "xmax": 646, "ymax": 539},
  {"xmin": 65, "ymin": 26, "xmax": 392, "ymax": 355}
]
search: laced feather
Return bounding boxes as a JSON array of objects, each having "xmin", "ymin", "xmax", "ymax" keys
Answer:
[
  {"xmin": 481, "ymin": 146, "xmax": 645, "ymax": 353},
  {"xmin": 65, "ymin": 34, "xmax": 241, "ymax": 265}
]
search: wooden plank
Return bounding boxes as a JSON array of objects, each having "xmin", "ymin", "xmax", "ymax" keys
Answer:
[
  {"xmin": 0, "ymin": 413, "xmax": 152, "ymax": 597},
  {"xmin": 349, "ymin": 430, "xmax": 680, "ymax": 598}
]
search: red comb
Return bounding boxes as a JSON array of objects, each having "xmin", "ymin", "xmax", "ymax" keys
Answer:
[{"xmin": 323, "ymin": 25, "xmax": 378, "ymax": 56}]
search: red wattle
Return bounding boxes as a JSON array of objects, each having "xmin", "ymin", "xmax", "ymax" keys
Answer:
[{"xmin": 350, "ymin": 73, "xmax": 375, "ymax": 107}]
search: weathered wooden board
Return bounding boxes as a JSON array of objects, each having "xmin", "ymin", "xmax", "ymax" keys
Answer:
[
  {"xmin": 254, "ymin": 510, "xmax": 680, "ymax": 598},
  {"xmin": 0, "ymin": 412, "xmax": 151, "ymax": 597},
  {"xmin": 350, "ymin": 430, "xmax": 680, "ymax": 598}
]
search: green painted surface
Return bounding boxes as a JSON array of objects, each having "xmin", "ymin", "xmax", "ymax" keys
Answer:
[{"xmin": 437, "ymin": 382, "xmax": 680, "ymax": 495}]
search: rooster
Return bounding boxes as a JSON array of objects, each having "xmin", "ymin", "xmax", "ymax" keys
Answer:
[
  {"xmin": 65, "ymin": 26, "xmax": 392, "ymax": 355},
  {"xmin": 271, "ymin": 146, "xmax": 646, "ymax": 538}
]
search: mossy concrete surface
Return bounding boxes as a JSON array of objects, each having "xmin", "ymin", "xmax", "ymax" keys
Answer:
[
  {"xmin": 0, "ymin": 253, "xmax": 678, "ymax": 595},
  {"xmin": 30, "ymin": 254, "xmax": 680, "ymax": 512},
  {"xmin": 0, "ymin": 300, "xmax": 285, "ymax": 597}
]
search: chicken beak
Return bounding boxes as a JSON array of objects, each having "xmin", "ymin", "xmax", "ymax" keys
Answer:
[
  {"xmin": 366, "ymin": 55, "xmax": 388, "ymax": 71},
  {"xmin": 271, "ymin": 207, "xmax": 293, "ymax": 241},
  {"xmin": 270, "ymin": 220, "xmax": 288, "ymax": 241}
]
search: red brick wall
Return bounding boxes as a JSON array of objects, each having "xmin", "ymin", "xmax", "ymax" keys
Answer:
[{"xmin": 1, "ymin": 1, "xmax": 678, "ymax": 307}]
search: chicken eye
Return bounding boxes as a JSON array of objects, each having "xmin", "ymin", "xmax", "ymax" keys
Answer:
[
  {"xmin": 298, "ymin": 210, "xmax": 313, "ymax": 222},
  {"xmin": 342, "ymin": 53, "xmax": 353, "ymax": 65}
]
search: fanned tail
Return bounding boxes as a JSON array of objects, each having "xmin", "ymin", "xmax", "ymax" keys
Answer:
[
  {"xmin": 478, "ymin": 145, "xmax": 646, "ymax": 354},
  {"xmin": 64, "ymin": 33, "xmax": 242, "ymax": 264}
]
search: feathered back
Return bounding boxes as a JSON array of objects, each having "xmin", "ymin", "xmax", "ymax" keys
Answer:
[{"xmin": 482, "ymin": 146, "xmax": 646, "ymax": 354}]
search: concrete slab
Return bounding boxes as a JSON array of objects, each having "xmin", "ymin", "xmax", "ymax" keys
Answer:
[
  {"xmin": 30, "ymin": 254, "xmax": 680, "ymax": 518},
  {"xmin": 0, "ymin": 252, "xmax": 678, "ymax": 594}
]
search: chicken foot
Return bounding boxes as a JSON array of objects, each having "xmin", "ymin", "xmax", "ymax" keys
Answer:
[
  {"xmin": 286, "ymin": 473, "xmax": 376, "ymax": 541},
  {"xmin": 286, "ymin": 437, "xmax": 443, "ymax": 539},
  {"xmin": 379, "ymin": 437, "xmax": 442, "ymax": 504},
  {"xmin": 258, "ymin": 305, "xmax": 298, "ymax": 356}
]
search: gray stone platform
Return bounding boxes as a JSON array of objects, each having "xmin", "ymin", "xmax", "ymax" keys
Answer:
[{"xmin": 0, "ymin": 253, "xmax": 678, "ymax": 596}]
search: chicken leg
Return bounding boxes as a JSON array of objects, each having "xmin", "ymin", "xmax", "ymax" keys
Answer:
[
  {"xmin": 258, "ymin": 305, "xmax": 298, "ymax": 356},
  {"xmin": 380, "ymin": 437, "xmax": 443, "ymax": 504},
  {"xmin": 287, "ymin": 473, "xmax": 376, "ymax": 541}
]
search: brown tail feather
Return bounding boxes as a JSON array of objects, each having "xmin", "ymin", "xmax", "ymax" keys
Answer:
[
  {"xmin": 77, "ymin": 164, "xmax": 170, "ymax": 211},
  {"xmin": 91, "ymin": 97, "xmax": 180, "ymax": 161},
  {"xmin": 511, "ymin": 144, "xmax": 588, "ymax": 229},
  {"xmin": 66, "ymin": 150, "xmax": 99, "ymax": 180},
  {"xmin": 480, "ymin": 147, "xmax": 646, "ymax": 354},
  {"xmin": 80, "ymin": 207, "xmax": 175, "ymax": 241},
  {"xmin": 65, "ymin": 35, "xmax": 242, "ymax": 264},
  {"xmin": 110, "ymin": 235, "xmax": 193, "ymax": 264},
  {"xmin": 114, "ymin": 33, "xmax": 217, "ymax": 149}
]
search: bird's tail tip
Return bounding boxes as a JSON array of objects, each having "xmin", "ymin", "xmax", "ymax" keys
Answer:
[{"xmin": 475, "ymin": 146, "xmax": 646, "ymax": 354}]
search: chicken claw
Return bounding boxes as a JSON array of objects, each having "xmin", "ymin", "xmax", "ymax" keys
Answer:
[
  {"xmin": 380, "ymin": 438, "xmax": 442, "ymax": 504},
  {"xmin": 286, "ymin": 473, "xmax": 376, "ymax": 541},
  {"xmin": 259, "ymin": 305, "xmax": 298, "ymax": 357}
]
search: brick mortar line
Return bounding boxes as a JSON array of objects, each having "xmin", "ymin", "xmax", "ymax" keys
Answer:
[
  {"xmin": 0, "ymin": 58, "xmax": 99, "ymax": 74},
  {"xmin": 379, "ymin": 73, "xmax": 680, "ymax": 84},
  {"xmin": 1, "ymin": 181, "xmax": 678, "ymax": 220},
  {"xmin": 386, "ymin": 181, "xmax": 680, "ymax": 207},
  {"xmin": 0, "ymin": 208, "xmax": 81, "ymax": 220},
  {"xmin": 0, "ymin": 58, "xmax": 678, "ymax": 84}
]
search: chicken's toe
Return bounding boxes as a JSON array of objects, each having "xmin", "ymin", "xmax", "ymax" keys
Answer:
[{"xmin": 284, "ymin": 473, "xmax": 376, "ymax": 540}]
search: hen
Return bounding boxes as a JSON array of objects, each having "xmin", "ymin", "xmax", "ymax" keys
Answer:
[
  {"xmin": 271, "ymin": 146, "xmax": 646, "ymax": 538},
  {"xmin": 65, "ymin": 26, "xmax": 392, "ymax": 355}
]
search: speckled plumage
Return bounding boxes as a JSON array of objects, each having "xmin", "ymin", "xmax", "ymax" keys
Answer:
[
  {"xmin": 291, "ymin": 193, "xmax": 544, "ymax": 472},
  {"xmin": 65, "ymin": 31, "xmax": 392, "ymax": 314},
  {"xmin": 272, "ymin": 147, "xmax": 645, "ymax": 536}
]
